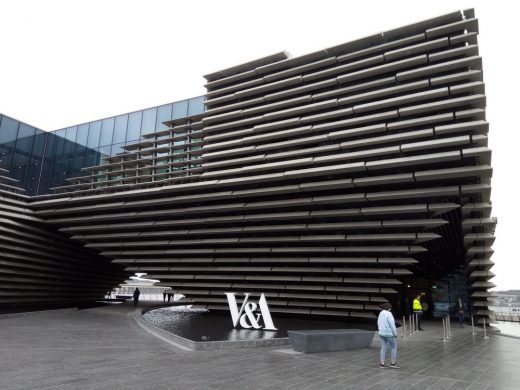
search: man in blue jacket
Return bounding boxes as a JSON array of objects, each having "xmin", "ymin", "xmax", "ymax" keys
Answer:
[{"xmin": 377, "ymin": 302, "xmax": 400, "ymax": 369}]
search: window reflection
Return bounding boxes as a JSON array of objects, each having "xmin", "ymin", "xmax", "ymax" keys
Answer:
[
  {"xmin": 76, "ymin": 124, "xmax": 89, "ymax": 147},
  {"xmin": 100, "ymin": 117, "xmax": 115, "ymax": 146},
  {"xmin": 113, "ymin": 115, "xmax": 128, "ymax": 144},
  {"xmin": 87, "ymin": 121, "xmax": 102, "ymax": 148},
  {"xmin": 188, "ymin": 96, "xmax": 205, "ymax": 116},
  {"xmin": 0, "ymin": 96, "xmax": 203, "ymax": 195},
  {"xmin": 173, "ymin": 101, "xmax": 189, "ymax": 120},
  {"xmin": 142, "ymin": 107, "xmax": 157, "ymax": 135},
  {"xmin": 126, "ymin": 111, "xmax": 142, "ymax": 142},
  {"xmin": 156, "ymin": 104, "xmax": 173, "ymax": 130}
]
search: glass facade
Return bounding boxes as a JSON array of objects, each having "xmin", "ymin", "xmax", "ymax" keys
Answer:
[{"xmin": 0, "ymin": 96, "xmax": 204, "ymax": 195}]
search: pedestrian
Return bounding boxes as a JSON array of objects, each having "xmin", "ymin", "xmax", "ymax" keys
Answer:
[
  {"xmin": 412, "ymin": 294, "xmax": 424, "ymax": 330},
  {"xmin": 133, "ymin": 287, "xmax": 140, "ymax": 306},
  {"xmin": 377, "ymin": 302, "xmax": 400, "ymax": 369},
  {"xmin": 457, "ymin": 296, "xmax": 464, "ymax": 327},
  {"xmin": 163, "ymin": 291, "xmax": 167, "ymax": 302}
]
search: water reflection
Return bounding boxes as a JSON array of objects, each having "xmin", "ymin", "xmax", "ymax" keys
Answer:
[
  {"xmin": 143, "ymin": 305, "xmax": 375, "ymax": 342},
  {"xmin": 494, "ymin": 321, "xmax": 520, "ymax": 338}
]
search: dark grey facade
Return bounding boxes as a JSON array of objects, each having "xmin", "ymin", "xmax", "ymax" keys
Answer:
[
  {"xmin": 0, "ymin": 167, "xmax": 127, "ymax": 309},
  {"xmin": 0, "ymin": 9, "xmax": 495, "ymax": 322}
]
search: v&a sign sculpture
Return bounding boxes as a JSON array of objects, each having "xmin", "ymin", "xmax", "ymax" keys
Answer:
[{"xmin": 225, "ymin": 292, "xmax": 277, "ymax": 331}]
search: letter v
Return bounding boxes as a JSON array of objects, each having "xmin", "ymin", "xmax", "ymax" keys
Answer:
[{"xmin": 225, "ymin": 292, "xmax": 250, "ymax": 327}]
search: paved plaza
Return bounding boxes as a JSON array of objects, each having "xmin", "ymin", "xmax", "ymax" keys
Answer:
[{"xmin": 1, "ymin": 302, "xmax": 519, "ymax": 390}]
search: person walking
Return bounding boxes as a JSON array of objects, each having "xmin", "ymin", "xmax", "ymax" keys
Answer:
[
  {"xmin": 133, "ymin": 287, "xmax": 140, "ymax": 306},
  {"xmin": 457, "ymin": 296, "xmax": 464, "ymax": 327},
  {"xmin": 377, "ymin": 302, "xmax": 400, "ymax": 369},
  {"xmin": 412, "ymin": 294, "xmax": 424, "ymax": 330}
]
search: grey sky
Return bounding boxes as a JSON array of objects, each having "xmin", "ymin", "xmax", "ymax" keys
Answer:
[{"xmin": 1, "ymin": 0, "xmax": 518, "ymax": 290}]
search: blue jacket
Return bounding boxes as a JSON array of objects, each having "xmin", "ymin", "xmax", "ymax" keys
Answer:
[{"xmin": 377, "ymin": 309, "xmax": 397, "ymax": 337}]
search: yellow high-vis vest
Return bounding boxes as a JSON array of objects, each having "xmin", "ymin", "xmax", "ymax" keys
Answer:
[{"xmin": 413, "ymin": 298, "xmax": 422, "ymax": 311}]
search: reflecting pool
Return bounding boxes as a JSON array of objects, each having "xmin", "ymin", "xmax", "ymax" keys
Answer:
[{"xmin": 143, "ymin": 305, "xmax": 376, "ymax": 342}]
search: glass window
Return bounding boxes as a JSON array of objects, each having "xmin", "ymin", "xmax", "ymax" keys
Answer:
[
  {"xmin": 76, "ymin": 124, "xmax": 89, "ymax": 147},
  {"xmin": 32, "ymin": 131, "xmax": 46, "ymax": 158},
  {"xmin": 65, "ymin": 126, "xmax": 77, "ymax": 142},
  {"xmin": 54, "ymin": 129, "xmax": 66, "ymax": 139},
  {"xmin": 53, "ymin": 130, "xmax": 67, "ymax": 159},
  {"xmin": 63, "ymin": 138, "xmax": 74, "ymax": 157},
  {"xmin": 110, "ymin": 143, "xmax": 126, "ymax": 156},
  {"xmin": 85, "ymin": 149, "xmax": 101, "ymax": 167},
  {"xmin": 141, "ymin": 107, "xmax": 157, "ymax": 135},
  {"xmin": 87, "ymin": 121, "xmax": 102, "ymax": 148},
  {"xmin": 99, "ymin": 117, "xmax": 115, "ymax": 146},
  {"xmin": 64, "ymin": 126, "xmax": 78, "ymax": 156},
  {"xmin": 113, "ymin": 115, "xmax": 128, "ymax": 144},
  {"xmin": 156, "ymin": 104, "xmax": 172, "ymax": 131},
  {"xmin": 172, "ymin": 100, "xmax": 188, "ymax": 119},
  {"xmin": 126, "ymin": 111, "xmax": 142, "ymax": 142},
  {"xmin": 38, "ymin": 161, "xmax": 53, "ymax": 193},
  {"xmin": 188, "ymin": 96, "xmax": 205, "ymax": 116},
  {"xmin": 0, "ymin": 116, "xmax": 20, "ymax": 144},
  {"xmin": 98, "ymin": 145, "xmax": 112, "ymax": 165},
  {"xmin": 62, "ymin": 159, "xmax": 74, "ymax": 174},
  {"xmin": 15, "ymin": 123, "xmax": 35, "ymax": 154},
  {"xmin": 73, "ymin": 156, "xmax": 85, "ymax": 172},
  {"xmin": 98, "ymin": 145, "xmax": 111, "ymax": 156},
  {"xmin": 43, "ymin": 133, "xmax": 55, "ymax": 160}
]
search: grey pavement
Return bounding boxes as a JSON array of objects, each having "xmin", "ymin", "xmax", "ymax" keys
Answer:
[{"xmin": 1, "ymin": 302, "xmax": 519, "ymax": 390}]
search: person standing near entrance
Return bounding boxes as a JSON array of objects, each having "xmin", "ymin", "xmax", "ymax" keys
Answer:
[
  {"xmin": 457, "ymin": 296, "xmax": 464, "ymax": 327},
  {"xmin": 133, "ymin": 288, "xmax": 140, "ymax": 306},
  {"xmin": 413, "ymin": 294, "xmax": 424, "ymax": 330},
  {"xmin": 377, "ymin": 303, "xmax": 400, "ymax": 369}
]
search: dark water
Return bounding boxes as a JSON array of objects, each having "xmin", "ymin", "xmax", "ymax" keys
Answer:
[{"xmin": 143, "ymin": 305, "xmax": 377, "ymax": 342}]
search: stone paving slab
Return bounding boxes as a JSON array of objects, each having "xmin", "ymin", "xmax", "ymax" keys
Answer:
[{"xmin": 0, "ymin": 302, "xmax": 519, "ymax": 389}]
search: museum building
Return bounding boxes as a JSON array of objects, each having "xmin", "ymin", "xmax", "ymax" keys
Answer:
[{"xmin": 0, "ymin": 9, "xmax": 496, "ymax": 323}]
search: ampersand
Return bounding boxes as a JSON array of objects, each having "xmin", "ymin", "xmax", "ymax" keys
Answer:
[{"xmin": 239, "ymin": 302, "xmax": 262, "ymax": 329}]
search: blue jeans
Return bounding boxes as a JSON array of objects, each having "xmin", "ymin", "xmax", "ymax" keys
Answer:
[
  {"xmin": 380, "ymin": 335, "xmax": 397, "ymax": 363},
  {"xmin": 458, "ymin": 312, "xmax": 464, "ymax": 326}
]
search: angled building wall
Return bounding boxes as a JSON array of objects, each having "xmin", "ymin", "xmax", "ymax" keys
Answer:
[
  {"xmin": 0, "ymin": 168, "xmax": 128, "ymax": 310},
  {"xmin": 23, "ymin": 9, "xmax": 495, "ymax": 322}
]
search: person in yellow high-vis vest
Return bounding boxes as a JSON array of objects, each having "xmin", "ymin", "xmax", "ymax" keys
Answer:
[{"xmin": 412, "ymin": 295, "xmax": 424, "ymax": 330}]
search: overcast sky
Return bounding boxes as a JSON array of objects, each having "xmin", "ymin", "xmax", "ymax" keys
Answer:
[{"xmin": 1, "ymin": 0, "xmax": 518, "ymax": 290}]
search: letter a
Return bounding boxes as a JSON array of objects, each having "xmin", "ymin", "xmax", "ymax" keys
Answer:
[{"xmin": 258, "ymin": 293, "xmax": 277, "ymax": 330}]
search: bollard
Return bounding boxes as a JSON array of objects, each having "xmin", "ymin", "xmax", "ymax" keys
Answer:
[
  {"xmin": 448, "ymin": 315, "xmax": 451, "ymax": 336},
  {"xmin": 415, "ymin": 313, "xmax": 418, "ymax": 331},
  {"xmin": 402, "ymin": 316, "xmax": 407, "ymax": 338},
  {"xmin": 410, "ymin": 314, "xmax": 414, "ymax": 334},
  {"xmin": 483, "ymin": 317, "xmax": 490, "ymax": 339},
  {"xmin": 471, "ymin": 315, "xmax": 476, "ymax": 335},
  {"xmin": 442, "ymin": 317, "xmax": 447, "ymax": 341}
]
